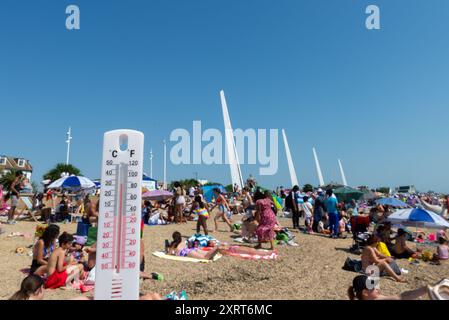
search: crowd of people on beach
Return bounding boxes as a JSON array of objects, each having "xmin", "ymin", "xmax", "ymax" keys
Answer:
[{"xmin": 1, "ymin": 171, "xmax": 449, "ymax": 300}]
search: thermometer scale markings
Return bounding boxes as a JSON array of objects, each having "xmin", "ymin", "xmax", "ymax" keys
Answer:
[{"xmin": 95, "ymin": 130, "xmax": 143, "ymax": 300}]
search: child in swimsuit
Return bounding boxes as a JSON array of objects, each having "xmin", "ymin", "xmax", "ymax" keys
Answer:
[{"xmin": 192, "ymin": 196, "xmax": 209, "ymax": 235}]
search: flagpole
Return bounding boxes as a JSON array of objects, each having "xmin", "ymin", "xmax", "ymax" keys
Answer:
[
  {"xmin": 66, "ymin": 127, "xmax": 72, "ymax": 165},
  {"xmin": 163, "ymin": 140, "xmax": 167, "ymax": 190},
  {"xmin": 150, "ymin": 149, "xmax": 153, "ymax": 178}
]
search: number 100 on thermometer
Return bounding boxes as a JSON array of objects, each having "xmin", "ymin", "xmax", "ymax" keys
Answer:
[{"xmin": 95, "ymin": 130, "xmax": 144, "ymax": 300}]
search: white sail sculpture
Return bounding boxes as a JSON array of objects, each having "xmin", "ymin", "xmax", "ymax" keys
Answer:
[
  {"xmin": 220, "ymin": 90, "xmax": 244, "ymax": 190},
  {"xmin": 312, "ymin": 147, "xmax": 325, "ymax": 187},
  {"xmin": 338, "ymin": 159, "xmax": 348, "ymax": 186},
  {"xmin": 282, "ymin": 129, "xmax": 299, "ymax": 187}
]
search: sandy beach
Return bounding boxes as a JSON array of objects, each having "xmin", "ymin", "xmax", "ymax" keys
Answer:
[{"xmin": 1, "ymin": 217, "xmax": 448, "ymax": 300}]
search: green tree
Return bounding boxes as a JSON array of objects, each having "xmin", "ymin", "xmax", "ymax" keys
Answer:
[
  {"xmin": 303, "ymin": 183, "xmax": 314, "ymax": 193},
  {"xmin": 376, "ymin": 187, "xmax": 391, "ymax": 195},
  {"xmin": 43, "ymin": 163, "xmax": 81, "ymax": 182},
  {"xmin": 204, "ymin": 182, "xmax": 223, "ymax": 186},
  {"xmin": 225, "ymin": 184, "xmax": 233, "ymax": 193},
  {"xmin": 0, "ymin": 169, "xmax": 18, "ymax": 190}
]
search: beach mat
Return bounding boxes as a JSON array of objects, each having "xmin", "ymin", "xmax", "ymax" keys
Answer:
[{"xmin": 152, "ymin": 251, "xmax": 222, "ymax": 263}]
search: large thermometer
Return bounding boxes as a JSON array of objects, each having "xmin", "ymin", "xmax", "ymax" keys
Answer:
[{"xmin": 94, "ymin": 130, "xmax": 144, "ymax": 300}]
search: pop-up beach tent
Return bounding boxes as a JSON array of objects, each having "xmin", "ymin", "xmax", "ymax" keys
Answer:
[
  {"xmin": 142, "ymin": 174, "xmax": 157, "ymax": 191},
  {"xmin": 202, "ymin": 185, "xmax": 226, "ymax": 203}
]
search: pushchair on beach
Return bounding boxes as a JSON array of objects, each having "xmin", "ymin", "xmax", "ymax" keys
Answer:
[{"xmin": 349, "ymin": 215, "xmax": 371, "ymax": 254}]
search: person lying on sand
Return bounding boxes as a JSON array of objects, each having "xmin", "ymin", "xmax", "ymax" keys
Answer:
[
  {"xmin": 361, "ymin": 234, "xmax": 406, "ymax": 283},
  {"xmin": 167, "ymin": 231, "xmax": 219, "ymax": 260},
  {"xmin": 9, "ymin": 275, "xmax": 162, "ymax": 300},
  {"xmin": 348, "ymin": 274, "xmax": 435, "ymax": 300},
  {"xmin": 44, "ymin": 232, "xmax": 85, "ymax": 289},
  {"xmin": 167, "ymin": 231, "xmax": 276, "ymax": 260}
]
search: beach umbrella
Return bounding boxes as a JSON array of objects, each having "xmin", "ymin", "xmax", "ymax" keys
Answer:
[
  {"xmin": 333, "ymin": 186, "xmax": 364, "ymax": 203},
  {"xmin": 376, "ymin": 198, "xmax": 409, "ymax": 208},
  {"xmin": 47, "ymin": 175, "xmax": 95, "ymax": 190},
  {"xmin": 142, "ymin": 189, "xmax": 173, "ymax": 201},
  {"xmin": 387, "ymin": 208, "xmax": 449, "ymax": 229}
]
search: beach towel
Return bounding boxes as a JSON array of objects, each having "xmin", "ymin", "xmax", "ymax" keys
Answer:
[
  {"xmin": 220, "ymin": 248, "xmax": 278, "ymax": 260},
  {"xmin": 152, "ymin": 251, "xmax": 222, "ymax": 263}
]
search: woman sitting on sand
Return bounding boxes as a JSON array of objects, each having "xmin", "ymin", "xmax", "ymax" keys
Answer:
[
  {"xmin": 167, "ymin": 231, "xmax": 219, "ymax": 260},
  {"xmin": 348, "ymin": 274, "xmax": 433, "ymax": 300},
  {"xmin": 29, "ymin": 224, "xmax": 60, "ymax": 276},
  {"xmin": 44, "ymin": 232, "xmax": 85, "ymax": 289},
  {"xmin": 391, "ymin": 228, "xmax": 418, "ymax": 259},
  {"xmin": 361, "ymin": 234, "xmax": 406, "ymax": 283}
]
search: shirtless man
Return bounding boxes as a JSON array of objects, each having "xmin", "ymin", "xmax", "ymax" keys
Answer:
[{"xmin": 361, "ymin": 234, "xmax": 406, "ymax": 282}]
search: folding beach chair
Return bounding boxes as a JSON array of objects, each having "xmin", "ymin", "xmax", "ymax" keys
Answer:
[{"xmin": 16, "ymin": 197, "xmax": 40, "ymax": 222}]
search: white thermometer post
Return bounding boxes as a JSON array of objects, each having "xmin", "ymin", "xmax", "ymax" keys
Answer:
[{"xmin": 94, "ymin": 130, "xmax": 144, "ymax": 300}]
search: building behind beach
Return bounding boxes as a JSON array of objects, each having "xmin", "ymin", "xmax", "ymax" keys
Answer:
[{"xmin": 0, "ymin": 155, "xmax": 33, "ymax": 179}]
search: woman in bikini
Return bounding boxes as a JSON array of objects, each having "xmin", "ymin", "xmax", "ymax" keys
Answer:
[
  {"xmin": 29, "ymin": 224, "xmax": 60, "ymax": 276},
  {"xmin": 210, "ymin": 188, "xmax": 233, "ymax": 232},
  {"xmin": 167, "ymin": 231, "xmax": 274, "ymax": 260},
  {"xmin": 45, "ymin": 232, "xmax": 84, "ymax": 289},
  {"xmin": 361, "ymin": 234, "xmax": 406, "ymax": 283},
  {"xmin": 167, "ymin": 231, "xmax": 218, "ymax": 260}
]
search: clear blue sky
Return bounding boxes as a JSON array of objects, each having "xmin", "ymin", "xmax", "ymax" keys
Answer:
[{"xmin": 1, "ymin": 0, "xmax": 448, "ymax": 193}]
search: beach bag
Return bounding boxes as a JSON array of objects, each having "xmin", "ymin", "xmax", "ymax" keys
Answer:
[{"xmin": 342, "ymin": 257, "xmax": 362, "ymax": 272}]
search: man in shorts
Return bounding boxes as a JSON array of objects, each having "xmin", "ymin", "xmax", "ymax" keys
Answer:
[{"xmin": 8, "ymin": 171, "xmax": 24, "ymax": 224}]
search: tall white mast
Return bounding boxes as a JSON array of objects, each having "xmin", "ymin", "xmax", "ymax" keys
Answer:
[
  {"xmin": 220, "ymin": 90, "xmax": 244, "ymax": 190},
  {"xmin": 149, "ymin": 149, "xmax": 153, "ymax": 178},
  {"xmin": 281, "ymin": 129, "xmax": 299, "ymax": 187},
  {"xmin": 312, "ymin": 147, "xmax": 325, "ymax": 187},
  {"xmin": 338, "ymin": 159, "xmax": 348, "ymax": 186},
  {"xmin": 163, "ymin": 141, "xmax": 167, "ymax": 189},
  {"xmin": 66, "ymin": 127, "xmax": 72, "ymax": 165}
]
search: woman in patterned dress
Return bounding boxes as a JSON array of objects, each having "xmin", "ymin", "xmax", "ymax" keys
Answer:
[{"xmin": 255, "ymin": 191, "xmax": 277, "ymax": 250}]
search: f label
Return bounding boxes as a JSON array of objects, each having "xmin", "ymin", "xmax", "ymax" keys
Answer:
[
  {"xmin": 365, "ymin": 5, "xmax": 380, "ymax": 30},
  {"xmin": 66, "ymin": 5, "xmax": 80, "ymax": 30}
]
